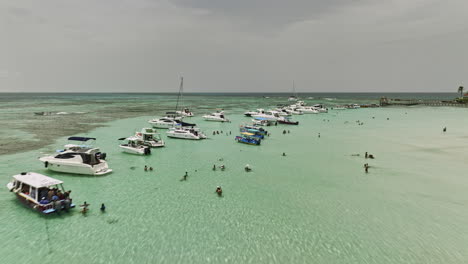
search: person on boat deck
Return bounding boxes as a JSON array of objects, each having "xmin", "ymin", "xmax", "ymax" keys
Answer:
[
  {"xmin": 47, "ymin": 189, "xmax": 55, "ymax": 201},
  {"xmin": 64, "ymin": 190, "xmax": 71, "ymax": 199},
  {"xmin": 40, "ymin": 197, "xmax": 50, "ymax": 204},
  {"xmin": 57, "ymin": 190, "xmax": 65, "ymax": 200}
]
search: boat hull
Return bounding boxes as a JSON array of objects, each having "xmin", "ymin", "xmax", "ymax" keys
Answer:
[
  {"xmin": 148, "ymin": 122, "xmax": 176, "ymax": 129},
  {"xmin": 119, "ymin": 145, "xmax": 150, "ymax": 155},
  {"xmin": 278, "ymin": 120, "xmax": 299, "ymax": 125},
  {"xmin": 15, "ymin": 193, "xmax": 75, "ymax": 214},
  {"xmin": 39, "ymin": 158, "xmax": 112, "ymax": 176},
  {"xmin": 167, "ymin": 133, "xmax": 201, "ymax": 140},
  {"xmin": 235, "ymin": 136, "xmax": 261, "ymax": 145},
  {"xmin": 203, "ymin": 117, "xmax": 229, "ymax": 122}
]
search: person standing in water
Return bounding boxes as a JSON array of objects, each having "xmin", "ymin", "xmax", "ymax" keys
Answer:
[{"xmin": 443, "ymin": 127, "xmax": 447, "ymax": 132}]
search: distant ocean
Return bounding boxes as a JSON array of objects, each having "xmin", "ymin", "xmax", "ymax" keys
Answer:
[{"xmin": 0, "ymin": 92, "xmax": 458, "ymax": 155}]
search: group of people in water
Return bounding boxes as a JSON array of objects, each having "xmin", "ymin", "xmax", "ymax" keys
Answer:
[
  {"xmin": 212, "ymin": 130, "xmax": 232, "ymax": 136},
  {"xmin": 79, "ymin": 202, "xmax": 106, "ymax": 214},
  {"xmin": 364, "ymin": 152, "xmax": 375, "ymax": 173}
]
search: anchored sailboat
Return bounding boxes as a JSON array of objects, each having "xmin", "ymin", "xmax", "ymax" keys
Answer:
[{"xmin": 288, "ymin": 81, "xmax": 298, "ymax": 101}]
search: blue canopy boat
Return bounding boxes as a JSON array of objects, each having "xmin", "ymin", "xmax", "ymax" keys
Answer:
[
  {"xmin": 235, "ymin": 134, "xmax": 261, "ymax": 145},
  {"xmin": 239, "ymin": 129, "xmax": 265, "ymax": 139}
]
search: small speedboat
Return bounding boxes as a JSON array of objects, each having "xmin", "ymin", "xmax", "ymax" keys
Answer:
[
  {"xmin": 6, "ymin": 172, "xmax": 75, "ymax": 214},
  {"xmin": 203, "ymin": 111, "xmax": 229, "ymax": 122},
  {"xmin": 277, "ymin": 117, "xmax": 299, "ymax": 125},
  {"xmin": 166, "ymin": 126, "xmax": 207, "ymax": 140},
  {"xmin": 118, "ymin": 137, "xmax": 151, "ymax": 155},
  {"xmin": 235, "ymin": 135, "xmax": 261, "ymax": 145},
  {"xmin": 135, "ymin": 128, "xmax": 165, "ymax": 148}
]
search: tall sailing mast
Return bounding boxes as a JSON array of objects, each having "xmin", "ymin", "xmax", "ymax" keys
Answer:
[{"xmin": 174, "ymin": 76, "xmax": 183, "ymax": 112}]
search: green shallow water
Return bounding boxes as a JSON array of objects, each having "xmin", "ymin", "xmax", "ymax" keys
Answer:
[{"xmin": 1, "ymin": 94, "xmax": 468, "ymax": 263}]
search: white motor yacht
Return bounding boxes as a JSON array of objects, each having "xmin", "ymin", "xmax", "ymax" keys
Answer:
[
  {"xmin": 251, "ymin": 110, "xmax": 281, "ymax": 121},
  {"xmin": 297, "ymin": 107, "xmax": 319, "ymax": 114},
  {"xmin": 136, "ymin": 128, "xmax": 165, "ymax": 148},
  {"xmin": 285, "ymin": 108, "xmax": 304, "ymax": 115},
  {"xmin": 244, "ymin": 109, "xmax": 265, "ymax": 117},
  {"xmin": 118, "ymin": 136, "xmax": 151, "ymax": 155},
  {"xmin": 203, "ymin": 111, "xmax": 229, "ymax": 122},
  {"xmin": 273, "ymin": 108, "xmax": 291, "ymax": 116},
  {"xmin": 39, "ymin": 147, "xmax": 112, "ymax": 176},
  {"xmin": 312, "ymin": 104, "xmax": 328, "ymax": 113},
  {"xmin": 148, "ymin": 117, "xmax": 179, "ymax": 129},
  {"xmin": 166, "ymin": 126, "xmax": 207, "ymax": 140}
]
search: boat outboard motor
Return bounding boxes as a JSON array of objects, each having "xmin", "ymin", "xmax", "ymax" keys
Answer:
[
  {"xmin": 44, "ymin": 161, "xmax": 49, "ymax": 168},
  {"xmin": 144, "ymin": 147, "xmax": 151, "ymax": 155},
  {"xmin": 97, "ymin": 152, "xmax": 107, "ymax": 160}
]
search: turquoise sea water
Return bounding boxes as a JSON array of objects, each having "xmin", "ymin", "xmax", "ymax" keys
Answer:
[{"xmin": 0, "ymin": 93, "xmax": 467, "ymax": 263}]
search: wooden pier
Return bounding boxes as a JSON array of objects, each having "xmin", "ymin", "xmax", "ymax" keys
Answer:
[{"xmin": 379, "ymin": 97, "xmax": 468, "ymax": 107}]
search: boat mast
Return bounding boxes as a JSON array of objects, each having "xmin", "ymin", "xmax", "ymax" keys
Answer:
[
  {"xmin": 292, "ymin": 81, "xmax": 296, "ymax": 97},
  {"xmin": 175, "ymin": 76, "xmax": 183, "ymax": 112}
]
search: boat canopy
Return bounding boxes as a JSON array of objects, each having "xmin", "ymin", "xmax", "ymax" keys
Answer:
[{"xmin": 13, "ymin": 172, "xmax": 63, "ymax": 188}]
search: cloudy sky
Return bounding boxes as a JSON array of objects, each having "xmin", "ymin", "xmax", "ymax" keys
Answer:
[{"xmin": 1, "ymin": 0, "xmax": 467, "ymax": 92}]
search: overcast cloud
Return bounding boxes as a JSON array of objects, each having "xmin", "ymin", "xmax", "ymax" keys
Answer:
[{"xmin": 1, "ymin": 0, "xmax": 467, "ymax": 92}]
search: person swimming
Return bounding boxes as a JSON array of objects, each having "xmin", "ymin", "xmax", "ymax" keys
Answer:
[
  {"xmin": 220, "ymin": 165, "xmax": 225, "ymax": 171},
  {"xmin": 80, "ymin": 201, "xmax": 90, "ymax": 214},
  {"xmin": 215, "ymin": 186, "xmax": 223, "ymax": 196},
  {"xmin": 244, "ymin": 164, "xmax": 252, "ymax": 172},
  {"xmin": 212, "ymin": 165, "xmax": 216, "ymax": 171},
  {"xmin": 100, "ymin": 203, "xmax": 106, "ymax": 212}
]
